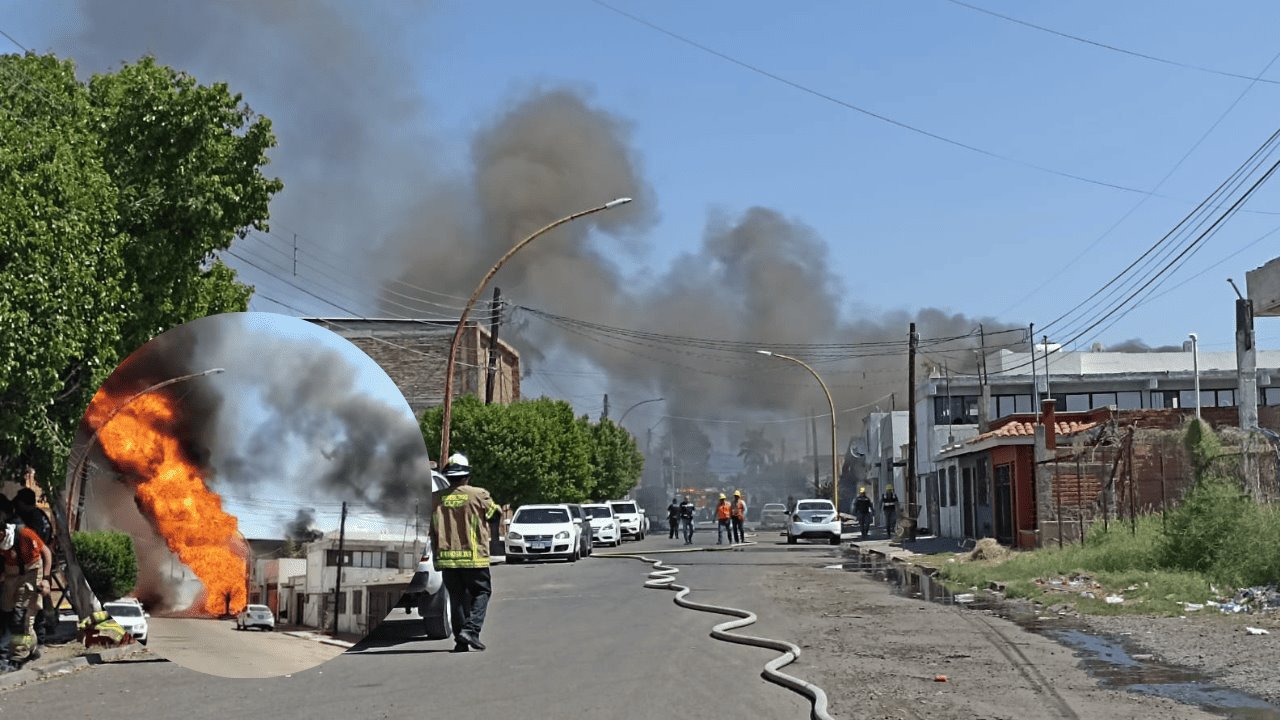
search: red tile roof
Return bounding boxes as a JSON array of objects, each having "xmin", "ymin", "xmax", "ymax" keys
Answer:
[{"xmin": 969, "ymin": 419, "xmax": 1099, "ymax": 444}]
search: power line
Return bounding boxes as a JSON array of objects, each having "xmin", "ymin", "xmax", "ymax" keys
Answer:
[
  {"xmin": 995, "ymin": 44, "xmax": 1280, "ymax": 316},
  {"xmin": 941, "ymin": 0, "xmax": 1280, "ymax": 86}
]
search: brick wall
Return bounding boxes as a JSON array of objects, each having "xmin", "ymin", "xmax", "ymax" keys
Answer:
[{"xmin": 307, "ymin": 319, "xmax": 521, "ymax": 417}]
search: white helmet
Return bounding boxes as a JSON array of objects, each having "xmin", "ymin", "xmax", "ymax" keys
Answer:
[
  {"xmin": 443, "ymin": 452, "xmax": 471, "ymax": 479},
  {"xmin": 0, "ymin": 524, "xmax": 14, "ymax": 551}
]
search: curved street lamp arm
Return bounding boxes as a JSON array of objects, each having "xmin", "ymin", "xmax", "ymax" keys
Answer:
[
  {"xmin": 618, "ymin": 397, "xmax": 665, "ymax": 425},
  {"xmin": 759, "ymin": 351, "xmax": 841, "ymax": 513},
  {"xmin": 439, "ymin": 198, "xmax": 633, "ymax": 465}
]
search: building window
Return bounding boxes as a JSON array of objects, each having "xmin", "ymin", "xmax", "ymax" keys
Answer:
[
  {"xmin": 337, "ymin": 591, "xmax": 347, "ymax": 615},
  {"xmin": 353, "ymin": 590, "xmax": 363, "ymax": 616},
  {"xmin": 326, "ymin": 550, "xmax": 350, "ymax": 567},
  {"xmin": 1265, "ymin": 388, "xmax": 1280, "ymax": 406},
  {"xmin": 1116, "ymin": 391, "xmax": 1142, "ymax": 410},
  {"xmin": 385, "ymin": 551, "xmax": 399, "ymax": 570},
  {"xmin": 1063, "ymin": 393, "xmax": 1090, "ymax": 412},
  {"xmin": 1091, "ymin": 392, "xmax": 1118, "ymax": 409},
  {"xmin": 1217, "ymin": 389, "xmax": 1236, "ymax": 407},
  {"xmin": 934, "ymin": 396, "xmax": 980, "ymax": 425},
  {"xmin": 948, "ymin": 466, "xmax": 958, "ymax": 508},
  {"xmin": 992, "ymin": 394, "xmax": 1034, "ymax": 419}
]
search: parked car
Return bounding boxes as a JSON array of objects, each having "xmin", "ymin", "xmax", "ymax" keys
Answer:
[
  {"xmin": 565, "ymin": 503, "xmax": 594, "ymax": 558},
  {"xmin": 236, "ymin": 604, "xmax": 276, "ymax": 631},
  {"xmin": 609, "ymin": 500, "xmax": 646, "ymax": 541},
  {"xmin": 759, "ymin": 503, "xmax": 789, "ymax": 530},
  {"xmin": 103, "ymin": 598, "xmax": 149, "ymax": 645},
  {"xmin": 396, "ymin": 470, "xmax": 452, "ymax": 639},
  {"xmin": 506, "ymin": 505, "xmax": 580, "ymax": 562},
  {"xmin": 787, "ymin": 498, "xmax": 842, "ymax": 545},
  {"xmin": 583, "ymin": 503, "xmax": 621, "ymax": 547}
]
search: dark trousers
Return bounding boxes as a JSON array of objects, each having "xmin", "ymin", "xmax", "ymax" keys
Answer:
[
  {"xmin": 669, "ymin": 519, "xmax": 679, "ymax": 538},
  {"xmin": 442, "ymin": 567, "xmax": 492, "ymax": 640},
  {"xmin": 731, "ymin": 518, "xmax": 745, "ymax": 543},
  {"xmin": 717, "ymin": 519, "xmax": 731, "ymax": 544},
  {"xmin": 884, "ymin": 509, "xmax": 897, "ymax": 536},
  {"xmin": 681, "ymin": 517, "xmax": 694, "ymax": 543},
  {"xmin": 858, "ymin": 513, "xmax": 871, "ymax": 538}
]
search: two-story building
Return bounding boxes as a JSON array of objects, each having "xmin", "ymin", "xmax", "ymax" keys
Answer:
[{"xmin": 300, "ymin": 527, "xmax": 427, "ymax": 636}]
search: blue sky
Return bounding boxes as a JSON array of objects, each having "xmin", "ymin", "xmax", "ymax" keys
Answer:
[{"xmin": 7, "ymin": 1, "xmax": 1280, "ymax": 420}]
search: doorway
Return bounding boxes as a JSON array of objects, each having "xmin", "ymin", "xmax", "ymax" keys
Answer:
[{"xmin": 994, "ymin": 463, "xmax": 1014, "ymax": 545}]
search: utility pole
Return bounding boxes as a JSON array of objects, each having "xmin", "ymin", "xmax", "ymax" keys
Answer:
[
  {"xmin": 810, "ymin": 409, "xmax": 820, "ymax": 495},
  {"xmin": 1042, "ymin": 336, "xmax": 1052, "ymax": 400},
  {"xmin": 907, "ymin": 323, "xmax": 919, "ymax": 542},
  {"xmin": 484, "ymin": 288, "xmax": 502, "ymax": 405},
  {"xmin": 603, "ymin": 393, "xmax": 610, "ymax": 421},
  {"xmin": 978, "ymin": 324, "xmax": 991, "ymax": 431},
  {"xmin": 332, "ymin": 501, "xmax": 347, "ymax": 636},
  {"xmin": 292, "ymin": 233, "xmax": 298, "ymax": 275},
  {"xmin": 1030, "ymin": 323, "xmax": 1039, "ymax": 423}
]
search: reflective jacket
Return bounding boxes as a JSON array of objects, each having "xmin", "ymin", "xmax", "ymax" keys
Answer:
[
  {"xmin": 730, "ymin": 499, "xmax": 746, "ymax": 520},
  {"xmin": 432, "ymin": 484, "xmax": 501, "ymax": 569},
  {"xmin": 881, "ymin": 492, "xmax": 899, "ymax": 513},
  {"xmin": 715, "ymin": 502, "xmax": 731, "ymax": 521}
]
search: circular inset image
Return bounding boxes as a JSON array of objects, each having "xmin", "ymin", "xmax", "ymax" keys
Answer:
[{"xmin": 65, "ymin": 312, "xmax": 438, "ymax": 678}]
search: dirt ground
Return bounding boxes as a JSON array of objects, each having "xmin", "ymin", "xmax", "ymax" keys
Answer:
[
  {"xmin": 1080, "ymin": 611, "xmax": 1280, "ymax": 705},
  {"xmin": 762, "ymin": 564, "xmax": 1222, "ymax": 720}
]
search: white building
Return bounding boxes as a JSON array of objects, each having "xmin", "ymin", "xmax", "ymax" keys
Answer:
[
  {"xmin": 855, "ymin": 411, "xmax": 910, "ymax": 518},
  {"xmin": 916, "ymin": 346, "xmax": 1280, "ymax": 539},
  {"xmin": 300, "ymin": 528, "xmax": 427, "ymax": 636}
]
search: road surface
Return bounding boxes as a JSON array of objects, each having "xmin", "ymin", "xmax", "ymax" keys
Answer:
[{"xmin": 145, "ymin": 617, "xmax": 344, "ymax": 678}]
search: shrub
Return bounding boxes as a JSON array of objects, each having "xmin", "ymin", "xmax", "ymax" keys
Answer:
[
  {"xmin": 1157, "ymin": 475, "xmax": 1252, "ymax": 580},
  {"xmin": 71, "ymin": 530, "xmax": 137, "ymax": 601}
]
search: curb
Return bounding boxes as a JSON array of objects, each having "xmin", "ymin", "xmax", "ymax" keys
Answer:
[
  {"xmin": 281, "ymin": 631, "xmax": 355, "ymax": 649},
  {"xmin": 0, "ymin": 645, "xmax": 148, "ymax": 693}
]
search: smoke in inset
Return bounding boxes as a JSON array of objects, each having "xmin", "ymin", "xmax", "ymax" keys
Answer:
[{"xmin": 285, "ymin": 508, "xmax": 323, "ymax": 543}]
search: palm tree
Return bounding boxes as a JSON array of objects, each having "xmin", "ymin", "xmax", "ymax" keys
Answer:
[{"xmin": 738, "ymin": 428, "xmax": 773, "ymax": 476}]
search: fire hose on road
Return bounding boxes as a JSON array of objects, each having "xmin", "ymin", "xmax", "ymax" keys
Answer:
[{"xmin": 594, "ymin": 542, "xmax": 835, "ymax": 720}]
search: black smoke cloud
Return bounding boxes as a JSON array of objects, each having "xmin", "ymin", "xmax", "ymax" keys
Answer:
[
  {"xmin": 37, "ymin": 2, "xmax": 1026, "ymax": 461},
  {"xmin": 285, "ymin": 508, "xmax": 323, "ymax": 543}
]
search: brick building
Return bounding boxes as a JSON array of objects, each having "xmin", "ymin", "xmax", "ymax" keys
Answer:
[
  {"xmin": 305, "ymin": 318, "xmax": 521, "ymax": 416},
  {"xmin": 938, "ymin": 399, "xmax": 1280, "ymax": 548}
]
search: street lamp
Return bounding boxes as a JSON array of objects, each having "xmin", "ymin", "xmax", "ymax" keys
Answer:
[
  {"xmin": 756, "ymin": 350, "xmax": 841, "ymax": 514},
  {"xmin": 1189, "ymin": 332, "xmax": 1201, "ymax": 420},
  {"xmin": 438, "ymin": 197, "xmax": 633, "ymax": 465},
  {"xmin": 618, "ymin": 397, "xmax": 664, "ymax": 425}
]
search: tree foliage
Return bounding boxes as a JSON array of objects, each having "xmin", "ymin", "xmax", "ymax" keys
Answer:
[
  {"xmin": 421, "ymin": 395, "xmax": 644, "ymax": 507},
  {"xmin": 71, "ymin": 530, "xmax": 138, "ymax": 602},
  {"xmin": 0, "ymin": 52, "xmax": 281, "ymax": 488}
]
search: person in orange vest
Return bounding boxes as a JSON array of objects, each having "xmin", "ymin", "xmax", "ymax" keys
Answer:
[
  {"xmin": 729, "ymin": 490, "xmax": 747, "ymax": 544},
  {"xmin": 714, "ymin": 494, "xmax": 732, "ymax": 545}
]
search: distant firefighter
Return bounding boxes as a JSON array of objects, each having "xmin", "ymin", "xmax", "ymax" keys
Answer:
[{"xmin": 77, "ymin": 611, "xmax": 134, "ymax": 649}]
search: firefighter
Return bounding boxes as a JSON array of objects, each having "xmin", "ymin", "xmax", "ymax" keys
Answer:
[
  {"xmin": 853, "ymin": 488, "xmax": 874, "ymax": 539},
  {"xmin": 714, "ymin": 494, "xmax": 732, "ymax": 544},
  {"xmin": 13, "ymin": 486, "xmax": 55, "ymax": 646},
  {"xmin": 431, "ymin": 453, "xmax": 500, "ymax": 653},
  {"xmin": 667, "ymin": 497, "xmax": 680, "ymax": 539},
  {"xmin": 678, "ymin": 496, "xmax": 696, "ymax": 544},
  {"xmin": 0, "ymin": 497, "xmax": 48, "ymax": 669},
  {"xmin": 729, "ymin": 490, "xmax": 747, "ymax": 544},
  {"xmin": 881, "ymin": 485, "xmax": 900, "ymax": 538}
]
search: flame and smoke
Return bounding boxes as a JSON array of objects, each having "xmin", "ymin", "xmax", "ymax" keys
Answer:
[{"xmin": 85, "ymin": 386, "xmax": 248, "ymax": 617}]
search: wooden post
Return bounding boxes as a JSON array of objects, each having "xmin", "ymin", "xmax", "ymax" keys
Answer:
[
  {"xmin": 1076, "ymin": 454, "xmax": 1085, "ymax": 545},
  {"xmin": 1055, "ymin": 454, "xmax": 1063, "ymax": 549},
  {"xmin": 1127, "ymin": 429, "xmax": 1137, "ymax": 536},
  {"xmin": 1159, "ymin": 452, "xmax": 1168, "ymax": 534}
]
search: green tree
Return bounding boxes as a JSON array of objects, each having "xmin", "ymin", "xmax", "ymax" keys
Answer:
[
  {"xmin": 738, "ymin": 428, "xmax": 773, "ymax": 476},
  {"xmin": 71, "ymin": 530, "xmax": 138, "ymax": 601},
  {"xmin": 0, "ymin": 52, "xmax": 280, "ymax": 488},
  {"xmin": 422, "ymin": 396, "xmax": 594, "ymax": 507},
  {"xmin": 588, "ymin": 418, "xmax": 644, "ymax": 500}
]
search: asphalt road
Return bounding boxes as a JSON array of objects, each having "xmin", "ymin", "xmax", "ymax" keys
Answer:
[
  {"xmin": 145, "ymin": 617, "xmax": 345, "ymax": 678},
  {"xmin": 0, "ymin": 529, "xmax": 831, "ymax": 720}
]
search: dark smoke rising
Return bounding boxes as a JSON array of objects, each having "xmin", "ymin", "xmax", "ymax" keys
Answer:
[
  {"xmin": 1102, "ymin": 339, "xmax": 1187, "ymax": 353},
  {"xmin": 285, "ymin": 508, "xmax": 323, "ymax": 543},
  {"xmin": 33, "ymin": 3, "xmax": 1039, "ymax": 464}
]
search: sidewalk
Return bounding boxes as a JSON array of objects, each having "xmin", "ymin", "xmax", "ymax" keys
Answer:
[
  {"xmin": 273, "ymin": 624, "xmax": 360, "ymax": 648},
  {"xmin": 0, "ymin": 614, "xmax": 149, "ymax": 693},
  {"xmin": 844, "ymin": 534, "xmax": 967, "ymax": 571}
]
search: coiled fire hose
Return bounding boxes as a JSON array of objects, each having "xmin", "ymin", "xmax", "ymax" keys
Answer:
[{"xmin": 595, "ymin": 541, "xmax": 835, "ymax": 720}]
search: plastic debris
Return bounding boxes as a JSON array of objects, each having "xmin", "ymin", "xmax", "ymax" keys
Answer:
[
  {"xmin": 1081, "ymin": 591, "xmax": 1096, "ymax": 599},
  {"xmin": 1220, "ymin": 602, "xmax": 1248, "ymax": 614},
  {"xmin": 954, "ymin": 593, "xmax": 975, "ymax": 604},
  {"xmin": 1104, "ymin": 595, "xmax": 1124, "ymax": 605},
  {"xmin": 1245, "ymin": 627, "xmax": 1270, "ymax": 635},
  {"xmin": 934, "ymin": 675, "xmax": 949, "ymax": 682},
  {"xmin": 1183, "ymin": 603, "xmax": 1204, "ymax": 612}
]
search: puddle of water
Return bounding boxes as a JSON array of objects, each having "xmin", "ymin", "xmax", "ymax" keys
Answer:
[{"xmin": 842, "ymin": 547, "xmax": 1280, "ymax": 719}]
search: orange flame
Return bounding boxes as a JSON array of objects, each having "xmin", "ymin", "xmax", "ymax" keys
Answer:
[{"xmin": 87, "ymin": 385, "xmax": 248, "ymax": 617}]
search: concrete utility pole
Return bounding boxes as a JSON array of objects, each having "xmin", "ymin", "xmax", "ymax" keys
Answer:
[
  {"xmin": 1030, "ymin": 323, "xmax": 1039, "ymax": 423},
  {"xmin": 978, "ymin": 324, "xmax": 991, "ymax": 432},
  {"xmin": 1231, "ymin": 279, "xmax": 1259, "ymax": 430},
  {"xmin": 485, "ymin": 287, "xmax": 502, "ymax": 405},
  {"xmin": 906, "ymin": 323, "xmax": 919, "ymax": 542},
  {"xmin": 603, "ymin": 394, "xmax": 609, "ymax": 421},
  {"xmin": 810, "ymin": 409, "xmax": 821, "ymax": 496},
  {"xmin": 332, "ymin": 501, "xmax": 347, "ymax": 636},
  {"xmin": 1189, "ymin": 333, "xmax": 1201, "ymax": 420}
]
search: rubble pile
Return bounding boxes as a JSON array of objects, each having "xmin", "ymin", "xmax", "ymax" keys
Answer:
[{"xmin": 1213, "ymin": 584, "xmax": 1280, "ymax": 615}]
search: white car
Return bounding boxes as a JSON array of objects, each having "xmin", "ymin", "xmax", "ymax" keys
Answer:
[
  {"xmin": 760, "ymin": 503, "xmax": 790, "ymax": 530},
  {"xmin": 399, "ymin": 539, "xmax": 451, "ymax": 639},
  {"xmin": 787, "ymin": 499, "xmax": 842, "ymax": 545},
  {"xmin": 103, "ymin": 599, "xmax": 149, "ymax": 645},
  {"xmin": 608, "ymin": 500, "xmax": 646, "ymax": 541},
  {"xmin": 583, "ymin": 504, "xmax": 622, "ymax": 547},
  {"xmin": 236, "ymin": 604, "xmax": 276, "ymax": 631},
  {"xmin": 506, "ymin": 505, "xmax": 580, "ymax": 562}
]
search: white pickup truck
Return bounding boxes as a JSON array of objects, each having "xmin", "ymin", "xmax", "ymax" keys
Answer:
[{"xmin": 608, "ymin": 500, "xmax": 647, "ymax": 541}]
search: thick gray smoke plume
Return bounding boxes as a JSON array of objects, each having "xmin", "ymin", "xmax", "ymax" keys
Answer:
[
  {"xmin": 285, "ymin": 508, "xmax": 323, "ymax": 543},
  {"xmin": 35, "ymin": 2, "xmax": 1028, "ymax": 468}
]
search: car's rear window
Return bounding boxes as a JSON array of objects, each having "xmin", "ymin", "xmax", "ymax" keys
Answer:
[
  {"xmin": 584, "ymin": 506, "xmax": 612, "ymax": 518},
  {"xmin": 610, "ymin": 502, "xmax": 637, "ymax": 514},
  {"xmin": 514, "ymin": 508, "xmax": 570, "ymax": 523},
  {"xmin": 798, "ymin": 502, "xmax": 834, "ymax": 512},
  {"xmin": 248, "ymin": 605, "xmax": 271, "ymax": 612},
  {"xmin": 764, "ymin": 504, "xmax": 786, "ymax": 511}
]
